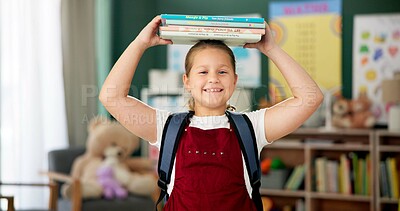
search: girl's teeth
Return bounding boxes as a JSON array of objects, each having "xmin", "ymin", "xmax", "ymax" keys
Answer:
[{"xmin": 205, "ymin": 89, "xmax": 221, "ymax": 92}]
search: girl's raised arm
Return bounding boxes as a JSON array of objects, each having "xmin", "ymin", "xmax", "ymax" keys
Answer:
[
  {"xmin": 245, "ymin": 22, "xmax": 324, "ymax": 142},
  {"xmin": 99, "ymin": 16, "xmax": 172, "ymax": 143}
]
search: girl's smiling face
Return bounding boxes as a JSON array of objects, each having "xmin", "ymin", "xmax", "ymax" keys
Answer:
[{"xmin": 183, "ymin": 47, "xmax": 238, "ymax": 116}]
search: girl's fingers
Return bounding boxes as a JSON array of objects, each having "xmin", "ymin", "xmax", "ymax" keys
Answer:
[
  {"xmin": 243, "ymin": 43, "xmax": 256, "ymax": 49},
  {"xmin": 153, "ymin": 15, "xmax": 161, "ymax": 21},
  {"xmin": 158, "ymin": 38, "xmax": 173, "ymax": 45},
  {"xmin": 151, "ymin": 15, "xmax": 162, "ymax": 24},
  {"xmin": 146, "ymin": 16, "xmax": 162, "ymax": 32}
]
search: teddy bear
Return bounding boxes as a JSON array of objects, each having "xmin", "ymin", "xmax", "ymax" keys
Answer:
[
  {"xmin": 96, "ymin": 144, "xmax": 129, "ymax": 199},
  {"xmin": 332, "ymin": 96, "xmax": 352, "ymax": 128},
  {"xmin": 349, "ymin": 93, "xmax": 375, "ymax": 128},
  {"xmin": 331, "ymin": 94, "xmax": 375, "ymax": 129},
  {"xmin": 62, "ymin": 116, "xmax": 157, "ymax": 199}
]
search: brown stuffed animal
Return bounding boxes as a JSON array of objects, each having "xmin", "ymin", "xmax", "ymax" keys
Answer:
[
  {"xmin": 349, "ymin": 94, "xmax": 375, "ymax": 128},
  {"xmin": 332, "ymin": 97, "xmax": 352, "ymax": 128},
  {"xmin": 331, "ymin": 94, "xmax": 375, "ymax": 129},
  {"xmin": 62, "ymin": 116, "xmax": 157, "ymax": 199}
]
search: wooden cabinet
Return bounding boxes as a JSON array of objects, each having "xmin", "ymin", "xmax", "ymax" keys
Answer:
[
  {"xmin": 375, "ymin": 130, "xmax": 400, "ymax": 211},
  {"xmin": 260, "ymin": 128, "xmax": 375, "ymax": 211}
]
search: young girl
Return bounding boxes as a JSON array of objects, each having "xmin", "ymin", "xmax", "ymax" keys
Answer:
[{"xmin": 100, "ymin": 16, "xmax": 323, "ymax": 210}]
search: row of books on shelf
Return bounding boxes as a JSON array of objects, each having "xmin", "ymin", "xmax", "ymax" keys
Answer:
[
  {"xmin": 315, "ymin": 153, "xmax": 371, "ymax": 195},
  {"xmin": 380, "ymin": 157, "xmax": 399, "ymax": 199},
  {"xmin": 284, "ymin": 164, "xmax": 306, "ymax": 191},
  {"xmin": 159, "ymin": 14, "xmax": 265, "ymax": 46}
]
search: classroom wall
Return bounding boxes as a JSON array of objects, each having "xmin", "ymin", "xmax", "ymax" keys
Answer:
[
  {"xmin": 112, "ymin": 0, "xmax": 400, "ymax": 100},
  {"xmin": 340, "ymin": 0, "xmax": 400, "ymax": 98},
  {"xmin": 112, "ymin": 0, "xmax": 157, "ymax": 98}
]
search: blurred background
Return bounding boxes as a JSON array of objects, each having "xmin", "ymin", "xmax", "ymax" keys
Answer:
[{"xmin": 1, "ymin": 0, "xmax": 399, "ymax": 210}]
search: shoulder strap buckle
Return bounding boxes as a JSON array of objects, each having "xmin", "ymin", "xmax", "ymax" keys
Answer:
[{"xmin": 157, "ymin": 178, "xmax": 167, "ymax": 192}]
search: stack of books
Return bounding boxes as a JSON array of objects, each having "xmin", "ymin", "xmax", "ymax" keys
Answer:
[{"xmin": 159, "ymin": 14, "xmax": 265, "ymax": 46}]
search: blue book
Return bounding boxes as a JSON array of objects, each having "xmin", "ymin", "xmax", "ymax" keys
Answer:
[
  {"xmin": 163, "ymin": 19, "xmax": 266, "ymax": 29},
  {"xmin": 160, "ymin": 14, "xmax": 264, "ymax": 23}
]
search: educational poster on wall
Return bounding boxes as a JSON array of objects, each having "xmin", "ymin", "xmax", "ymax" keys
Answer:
[
  {"xmin": 268, "ymin": 0, "xmax": 342, "ymax": 102},
  {"xmin": 353, "ymin": 14, "xmax": 400, "ymax": 124},
  {"xmin": 167, "ymin": 14, "xmax": 262, "ymax": 88}
]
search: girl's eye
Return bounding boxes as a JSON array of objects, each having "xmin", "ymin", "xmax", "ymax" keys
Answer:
[
  {"xmin": 218, "ymin": 70, "xmax": 227, "ymax": 74},
  {"xmin": 199, "ymin": 71, "xmax": 208, "ymax": 74}
]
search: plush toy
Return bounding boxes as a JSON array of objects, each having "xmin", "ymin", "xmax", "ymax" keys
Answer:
[
  {"xmin": 96, "ymin": 144, "xmax": 129, "ymax": 199},
  {"xmin": 331, "ymin": 94, "xmax": 375, "ymax": 129},
  {"xmin": 62, "ymin": 116, "xmax": 157, "ymax": 199},
  {"xmin": 332, "ymin": 97, "xmax": 352, "ymax": 128},
  {"xmin": 349, "ymin": 93, "xmax": 375, "ymax": 128}
]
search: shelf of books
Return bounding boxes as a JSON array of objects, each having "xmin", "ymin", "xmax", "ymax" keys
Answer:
[
  {"xmin": 159, "ymin": 14, "xmax": 265, "ymax": 46},
  {"xmin": 260, "ymin": 136, "xmax": 307, "ymax": 211},
  {"xmin": 375, "ymin": 130, "xmax": 400, "ymax": 211},
  {"xmin": 260, "ymin": 128, "xmax": 375, "ymax": 211}
]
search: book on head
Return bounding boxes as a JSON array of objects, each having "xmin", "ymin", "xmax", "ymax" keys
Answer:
[
  {"xmin": 159, "ymin": 14, "xmax": 265, "ymax": 46},
  {"xmin": 160, "ymin": 14, "xmax": 265, "ymax": 23}
]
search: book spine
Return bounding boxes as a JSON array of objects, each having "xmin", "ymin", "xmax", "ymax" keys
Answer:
[
  {"xmin": 345, "ymin": 156, "xmax": 353, "ymax": 194},
  {"xmin": 360, "ymin": 158, "xmax": 366, "ymax": 195},
  {"xmin": 159, "ymin": 30, "xmax": 261, "ymax": 40},
  {"xmin": 357, "ymin": 159, "xmax": 363, "ymax": 195},
  {"xmin": 160, "ymin": 14, "xmax": 264, "ymax": 23},
  {"xmin": 340, "ymin": 154, "xmax": 352, "ymax": 194},
  {"xmin": 292, "ymin": 165, "xmax": 305, "ymax": 190},
  {"xmin": 386, "ymin": 158, "xmax": 394, "ymax": 198},
  {"xmin": 285, "ymin": 166, "xmax": 299, "ymax": 190},
  {"xmin": 350, "ymin": 152, "xmax": 359, "ymax": 194},
  {"xmin": 160, "ymin": 26, "xmax": 265, "ymax": 35},
  {"xmin": 296, "ymin": 199, "xmax": 305, "ymax": 211},
  {"xmin": 163, "ymin": 19, "xmax": 266, "ymax": 29},
  {"xmin": 380, "ymin": 161, "xmax": 389, "ymax": 197},
  {"xmin": 366, "ymin": 154, "xmax": 371, "ymax": 195},
  {"xmin": 326, "ymin": 160, "xmax": 338, "ymax": 193},
  {"xmin": 315, "ymin": 157, "xmax": 327, "ymax": 192},
  {"xmin": 390, "ymin": 158, "xmax": 399, "ymax": 198}
]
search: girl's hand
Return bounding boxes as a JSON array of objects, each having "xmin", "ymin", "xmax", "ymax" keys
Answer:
[
  {"xmin": 243, "ymin": 22, "xmax": 278, "ymax": 55},
  {"xmin": 134, "ymin": 16, "xmax": 172, "ymax": 49}
]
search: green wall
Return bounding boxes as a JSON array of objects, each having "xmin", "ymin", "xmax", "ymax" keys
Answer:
[
  {"xmin": 112, "ymin": 0, "xmax": 157, "ymax": 98},
  {"xmin": 112, "ymin": 0, "xmax": 400, "ymax": 100}
]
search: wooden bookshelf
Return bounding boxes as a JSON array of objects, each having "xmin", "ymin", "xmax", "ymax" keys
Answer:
[
  {"xmin": 374, "ymin": 130, "xmax": 400, "ymax": 211},
  {"xmin": 260, "ymin": 138, "xmax": 306, "ymax": 210},
  {"xmin": 260, "ymin": 128, "xmax": 375, "ymax": 211}
]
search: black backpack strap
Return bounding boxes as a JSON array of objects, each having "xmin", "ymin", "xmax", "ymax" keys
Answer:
[
  {"xmin": 226, "ymin": 110, "xmax": 263, "ymax": 211},
  {"xmin": 155, "ymin": 111, "xmax": 192, "ymax": 210}
]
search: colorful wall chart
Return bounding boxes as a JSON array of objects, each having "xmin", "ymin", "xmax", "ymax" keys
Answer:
[
  {"xmin": 353, "ymin": 13, "xmax": 400, "ymax": 124},
  {"xmin": 268, "ymin": 0, "xmax": 342, "ymax": 101}
]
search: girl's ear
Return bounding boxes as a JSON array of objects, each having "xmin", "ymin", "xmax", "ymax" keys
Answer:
[
  {"xmin": 234, "ymin": 73, "xmax": 238, "ymax": 86},
  {"xmin": 183, "ymin": 73, "xmax": 189, "ymax": 89}
]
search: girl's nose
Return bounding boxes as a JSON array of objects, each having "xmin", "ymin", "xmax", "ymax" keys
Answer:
[{"xmin": 208, "ymin": 73, "xmax": 220, "ymax": 83}]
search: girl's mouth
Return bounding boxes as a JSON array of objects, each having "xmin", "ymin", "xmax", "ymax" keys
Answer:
[{"xmin": 203, "ymin": 88, "xmax": 223, "ymax": 93}]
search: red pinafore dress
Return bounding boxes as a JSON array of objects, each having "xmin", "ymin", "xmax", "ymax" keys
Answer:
[{"xmin": 163, "ymin": 124, "xmax": 257, "ymax": 211}]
